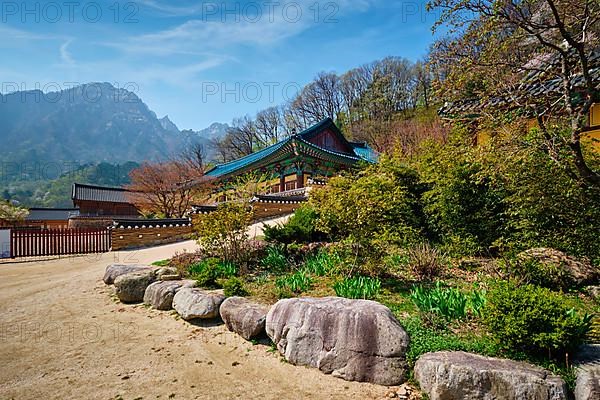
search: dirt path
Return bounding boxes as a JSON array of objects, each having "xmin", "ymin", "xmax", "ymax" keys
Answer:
[{"xmin": 0, "ymin": 242, "xmax": 390, "ymax": 400}]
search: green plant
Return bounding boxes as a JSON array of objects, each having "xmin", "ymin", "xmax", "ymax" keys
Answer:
[
  {"xmin": 483, "ymin": 281, "xmax": 593, "ymax": 357},
  {"xmin": 410, "ymin": 282, "xmax": 486, "ymax": 320},
  {"xmin": 399, "ymin": 315, "xmax": 502, "ymax": 368},
  {"xmin": 194, "ymin": 202, "xmax": 252, "ymax": 263},
  {"xmin": 260, "ymin": 245, "xmax": 290, "ymax": 273},
  {"xmin": 222, "ymin": 277, "xmax": 249, "ymax": 297},
  {"xmin": 151, "ymin": 259, "xmax": 170, "ymax": 267},
  {"xmin": 499, "ymin": 257, "xmax": 573, "ymax": 291},
  {"xmin": 309, "ymin": 155, "xmax": 425, "ymax": 262},
  {"xmin": 407, "ymin": 242, "xmax": 447, "ymax": 281},
  {"xmin": 410, "ymin": 282, "xmax": 468, "ymax": 320},
  {"xmin": 168, "ymin": 250, "xmax": 205, "ymax": 277},
  {"xmin": 468, "ymin": 287, "xmax": 487, "ymax": 317},
  {"xmin": 275, "ymin": 270, "xmax": 313, "ymax": 297},
  {"xmin": 263, "ymin": 205, "xmax": 325, "ymax": 244},
  {"xmin": 302, "ymin": 250, "xmax": 341, "ymax": 276},
  {"xmin": 333, "ymin": 275, "xmax": 381, "ymax": 299},
  {"xmin": 189, "ymin": 258, "xmax": 238, "ymax": 288}
]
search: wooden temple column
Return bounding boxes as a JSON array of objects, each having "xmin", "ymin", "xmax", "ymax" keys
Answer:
[
  {"xmin": 296, "ymin": 170, "xmax": 304, "ymax": 189},
  {"xmin": 295, "ymin": 161, "xmax": 305, "ymax": 189},
  {"xmin": 279, "ymin": 171, "xmax": 286, "ymax": 192}
]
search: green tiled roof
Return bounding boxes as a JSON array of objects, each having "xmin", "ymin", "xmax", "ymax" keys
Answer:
[
  {"xmin": 205, "ymin": 140, "xmax": 288, "ymax": 178},
  {"xmin": 204, "ymin": 118, "xmax": 378, "ymax": 178},
  {"xmin": 350, "ymin": 142, "xmax": 379, "ymax": 164}
]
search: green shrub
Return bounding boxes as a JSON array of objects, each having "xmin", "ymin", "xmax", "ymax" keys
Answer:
[
  {"xmin": 407, "ymin": 242, "xmax": 447, "ymax": 281},
  {"xmin": 400, "ymin": 315, "xmax": 502, "ymax": 368},
  {"xmin": 263, "ymin": 205, "xmax": 325, "ymax": 244},
  {"xmin": 417, "ymin": 138, "xmax": 505, "ymax": 256},
  {"xmin": 309, "ymin": 155, "xmax": 425, "ymax": 260},
  {"xmin": 222, "ymin": 277, "xmax": 249, "ymax": 297},
  {"xmin": 189, "ymin": 258, "xmax": 237, "ymax": 288},
  {"xmin": 410, "ymin": 282, "xmax": 486, "ymax": 320},
  {"xmin": 482, "ymin": 281, "xmax": 592, "ymax": 356},
  {"xmin": 151, "ymin": 259, "xmax": 170, "ymax": 267},
  {"xmin": 333, "ymin": 275, "xmax": 381, "ymax": 299},
  {"xmin": 275, "ymin": 270, "xmax": 313, "ymax": 297},
  {"xmin": 260, "ymin": 245, "xmax": 289, "ymax": 273},
  {"xmin": 499, "ymin": 257, "xmax": 573, "ymax": 290},
  {"xmin": 194, "ymin": 202, "xmax": 252, "ymax": 263},
  {"xmin": 302, "ymin": 250, "xmax": 341, "ymax": 276}
]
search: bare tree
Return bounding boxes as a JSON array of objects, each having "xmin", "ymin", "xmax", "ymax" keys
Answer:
[
  {"xmin": 255, "ymin": 106, "xmax": 287, "ymax": 144},
  {"xmin": 126, "ymin": 161, "xmax": 207, "ymax": 218},
  {"xmin": 180, "ymin": 142, "xmax": 206, "ymax": 172}
]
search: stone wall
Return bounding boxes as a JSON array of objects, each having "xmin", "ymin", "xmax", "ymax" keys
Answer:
[{"xmin": 111, "ymin": 225, "xmax": 193, "ymax": 250}]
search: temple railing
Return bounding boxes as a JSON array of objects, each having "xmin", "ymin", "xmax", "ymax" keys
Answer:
[{"xmin": 265, "ymin": 187, "xmax": 307, "ymax": 198}]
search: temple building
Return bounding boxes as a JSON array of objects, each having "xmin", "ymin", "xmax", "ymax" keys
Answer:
[
  {"xmin": 195, "ymin": 118, "xmax": 377, "ymax": 218},
  {"xmin": 438, "ymin": 49, "xmax": 600, "ymax": 150},
  {"xmin": 71, "ymin": 183, "xmax": 139, "ymax": 218},
  {"xmin": 204, "ymin": 118, "xmax": 377, "ymax": 197}
]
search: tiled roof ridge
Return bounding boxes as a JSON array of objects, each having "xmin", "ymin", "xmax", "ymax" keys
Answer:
[{"xmin": 73, "ymin": 182, "xmax": 129, "ymax": 192}]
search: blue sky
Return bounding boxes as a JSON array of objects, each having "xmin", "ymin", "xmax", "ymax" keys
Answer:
[{"xmin": 0, "ymin": 0, "xmax": 441, "ymax": 130}]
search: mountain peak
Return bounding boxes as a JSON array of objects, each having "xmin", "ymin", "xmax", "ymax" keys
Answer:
[{"xmin": 159, "ymin": 115, "xmax": 180, "ymax": 134}]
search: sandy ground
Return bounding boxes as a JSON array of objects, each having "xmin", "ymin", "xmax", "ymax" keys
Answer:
[
  {"xmin": 0, "ymin": 241, "xmax": 392, "ymax": 400},
  {"xmin": 247, "ymin": 215, "xmax": 291, "ymax": 239}
]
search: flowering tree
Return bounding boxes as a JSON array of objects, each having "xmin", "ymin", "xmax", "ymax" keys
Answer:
[
  {"xmin": 0, "ymin": 201, "xmax": 29, "ymax": 223},
  {"xmin": 126, "ymin": 161, "xmax": 208, "ymax": 218}
]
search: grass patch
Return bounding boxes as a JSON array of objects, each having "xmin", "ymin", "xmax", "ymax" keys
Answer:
[{"xmin": 333, "ymin": 275, "xmax": 381, "ymax": 299}]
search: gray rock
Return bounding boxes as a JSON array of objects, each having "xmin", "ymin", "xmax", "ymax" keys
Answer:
[
  {"xmin": 143, "ymin": 280, "xmax": 195, "ymax": 310},
  {"xmin": 103, "ymin": 264, "xmax": 153, "ymax": 285},
  {"xmin": 414, "ymin": 351, "xmax": 568, "ymax": 400},
  {"xmin": 172, "ymin": 287, "xmax": 226, "ymax": 320},
  {"xmin": 574, "ymin": 344, "xmax": 600, "ymax": 400},
  {"xmin": 575, "ymin": 370, "xmax": 600, "ymax": 400},
  {"xmin": 155, "ymin": 267, "xmax": 180, "ymax": 280},
  {"xmin": 220, "ymin": 297, "xmax": 269, "ymax": 340},
  {"xmin": 265, "ymin": 296, "xmax": 409, "ymax": 386},
  {"xmin": 518, "ymin": 248, "xmax": 599, "ymax": 287},
  {"xmin": 114, "ymin": 270, "xmax": 157, "ymax": 303}
]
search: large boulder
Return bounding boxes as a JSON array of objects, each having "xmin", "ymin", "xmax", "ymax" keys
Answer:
[
  {"xmin": 575, "ymin": 370, "xmax": 600, "ymax": 400},
  {"xmin": 414, "ymin": 351, "xmax": 568, "ymax": 400},
  {"xmin": 114, "ymin": 269, "xmax": 157, "ymax": 303},
  {"xmin": 143, "ymin": 280, "xmax": 195, "ymax": 310},
  {"xmin": 103, "ymin": 264, "xmax": 153, "ymax": 285},
  {"xmin": 518, "ymin": 248, "xmax": 599, "ymax": 287},
  {"xmin": 172, "ymin": 288, "xmax": 226, "ymax": 320},
  {"xmin": 219, "ymin": 297, "xmax": 269, "ymax": 340},
  {"xmin": 265, "ymin": 297, "xmax": 409, "ymax": 386},
  {"xmin": 574, "ymin": 345, "xmax": 600, "ymax": 400}
]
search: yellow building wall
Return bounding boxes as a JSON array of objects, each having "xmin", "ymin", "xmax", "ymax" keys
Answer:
[{"xmin": 583, "ymin": 104, "xmax": 600, "ymax": 152}]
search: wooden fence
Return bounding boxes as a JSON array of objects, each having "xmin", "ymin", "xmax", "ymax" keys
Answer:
[{"xmin": 10, "ymin": 228, "xmax": 111, "ymax": 258}]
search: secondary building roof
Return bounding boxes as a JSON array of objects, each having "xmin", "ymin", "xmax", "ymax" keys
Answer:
[
  {"xmin": 204, "ymin": 118, "xmax": 378, "ymax": 179},
  {"xmin": 26, "ymin": 208, "xmax": 80, "ymax": 221},
  {"xmin": 72, "ymin": 183, "xmax": 132, "ymax": 204},
  {"xmin": 439, "ymin": 49, "xmax": 600, "ymax": 117}
]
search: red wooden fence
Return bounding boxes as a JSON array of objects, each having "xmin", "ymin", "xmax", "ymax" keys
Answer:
[{"xmin": 10, "ymin": 228, "xmax": 111, "ymax": 258}]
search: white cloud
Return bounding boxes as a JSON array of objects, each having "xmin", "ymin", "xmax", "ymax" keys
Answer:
[
  {"xmin": 59, "ymin": 40, "xmax": 75, "ymax": 65},
  {"xmin": 103, "ymin": 0, "xmax": 379, "ymax": 56},
  {"xmin": 0, "ymin": 25, "xmax": 67, "ymax": 42}
]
